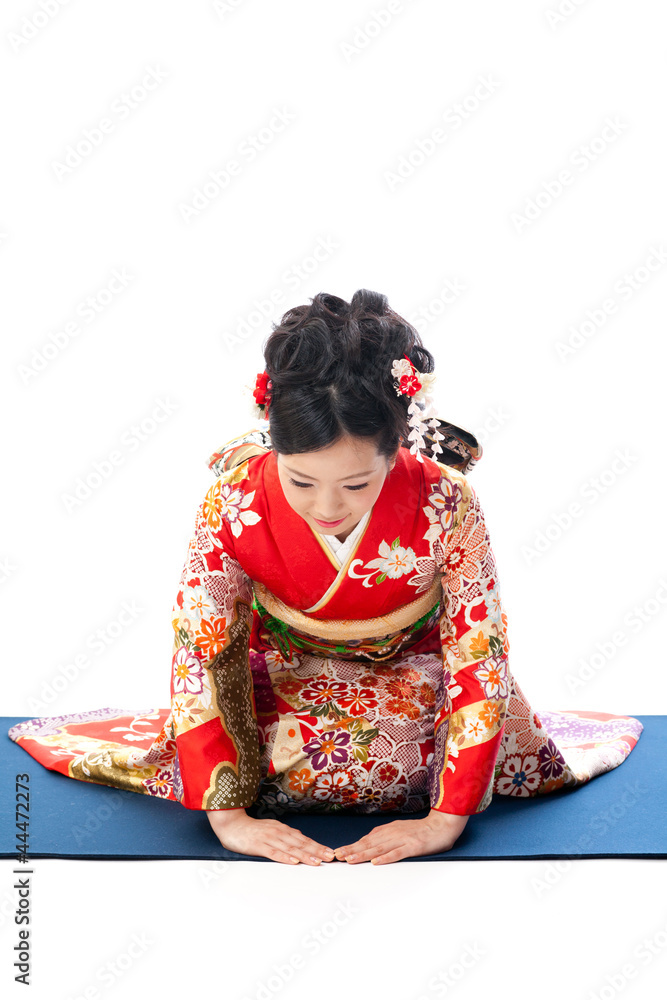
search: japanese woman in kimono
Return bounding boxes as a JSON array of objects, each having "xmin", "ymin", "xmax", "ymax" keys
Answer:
[{"xmin": 8, "ymin": 289, "xmax": 644, "ymax": 865}]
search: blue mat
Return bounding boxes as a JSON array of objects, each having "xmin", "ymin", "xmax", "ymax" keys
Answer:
[{"xmin": 2, "ymin": 716, "xmax": 665, "ymax": 862}]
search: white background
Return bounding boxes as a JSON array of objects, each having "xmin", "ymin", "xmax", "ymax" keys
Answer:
[{"xmin": 2, "ymin": 1, "xmax": 666, "ymax": 997}]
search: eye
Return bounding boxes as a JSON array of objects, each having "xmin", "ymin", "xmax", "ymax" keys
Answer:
[{"xmin": 287, "ymin": 477, "xmax": 369, "ymax": 491}]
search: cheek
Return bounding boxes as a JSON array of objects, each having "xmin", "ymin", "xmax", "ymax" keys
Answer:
[
  {"xmin": 348, "ymin": 487, "xmax": 378, "ymax": 511},
  {"xmin": 283, "ymin": 485, "xmax": 311, "ymax": 511}
]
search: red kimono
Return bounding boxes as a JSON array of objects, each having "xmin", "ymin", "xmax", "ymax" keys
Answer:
[{"xmin": 8, "ymin": 423, "xmax": 644, "ymax": 816}]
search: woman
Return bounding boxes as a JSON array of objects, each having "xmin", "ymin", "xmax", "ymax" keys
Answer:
[{"xmin": 9, "ymin": 289, "xmax": 644, "ymax": 866}]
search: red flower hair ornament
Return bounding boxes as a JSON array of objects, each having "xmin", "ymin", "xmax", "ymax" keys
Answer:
[{"xmin": 250, "ymin": 371, "xmax": 273, "ymax": 419}]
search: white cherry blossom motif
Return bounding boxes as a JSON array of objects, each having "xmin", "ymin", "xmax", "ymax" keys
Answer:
[
  {"xmin": 496, "ymin": 754, "xmax": 543, "ymax": 796},
  {"xmin": 170, "ymin": 694, "xmax": 191, "ymax": 726},
  {"xmin": 218, "ymin": 483, "xmax": 262, "ymax": 538},
  {"xmin": 473, "ymin": 657, "xmax": 509, "ymax": 700},
  {"xmin": 264, "ymin": 649, "xmax": 300, "ymax": 673},
  {"xmin": 348, "ymin": 537, "xmax": 418, "ymax": 588},
  {"xmin": 484, "ymin": 584, "xmax": 504, "ymax": 624},
  {"xmin": 203, "ymin": 478, "xmax": 262, "ymax": 540},
  {"xmin": 463, "ymin": 716, "xmax": 488, "ymax": 741},
  {"xmin": 172, "ymin": 645, "xmax": 205, "ymax": 695},
  {"xmin": 170, "ymin": 689, "xmax": 212, "ymax": 728},
  {"xmin": 182, "ymin": 586, "xmax": 216, "ymax": 624},
  {"xmin": 391, "ymin": 357, "xmax": 414, "ymax": 381}
]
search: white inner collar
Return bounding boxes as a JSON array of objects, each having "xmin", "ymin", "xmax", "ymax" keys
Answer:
[{"xmin": 319, "ymin": 510, "xmax": 371, "ymax": 563}]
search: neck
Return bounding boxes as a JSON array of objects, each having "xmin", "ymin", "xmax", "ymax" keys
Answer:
[{"xmin": 333, "ymin": 514, "xmax": 365, "ymax": 543}]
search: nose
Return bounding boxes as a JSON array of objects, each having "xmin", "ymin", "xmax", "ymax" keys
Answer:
[
  {"xmin": 312, "ymin": 487, "xmax": 346, "ymax": 521},
  {"xmin": 314, "ymin": 504, "xmax": 346, "ymax": 521}
]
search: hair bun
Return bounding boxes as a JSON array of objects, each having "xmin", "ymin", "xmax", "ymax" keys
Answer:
[{"xmin": 350, "ymin": 288, "xmax": 388, "ymax": 317}]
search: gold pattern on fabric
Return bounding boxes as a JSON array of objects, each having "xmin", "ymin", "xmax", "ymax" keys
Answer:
[
  {"xmin": 66, "ymin": 734, "xmax": 160, "ymax": 794},
  {"xmin": 447, "ymin": 613, "xmax": 499, "ymax": 677},
  {"xmin": 204, "ymin": 602, "xmax": 263, "ymax": 809},
  {"xmin": 447, "ymin": 703, "xmax": 506, "ymax": 750},
  {"xmin": 252, "ymin": 577, "xmax": 442, "ymax": 640},
  {"xmin": 221, "ymin": 444, "xmax": 266, "ymax": 468},
  {"xmin": 270, "ymin": 715, "xmax": 309, "ymax": 775},
  {"xmin": 207, "ymin": 427, "xmax": 269, "ymax": 474}
]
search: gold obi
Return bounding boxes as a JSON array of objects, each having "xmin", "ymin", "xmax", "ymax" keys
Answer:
[{"xmin": 251, "ymin": 577, "xmax": 443, "ymax": 662}]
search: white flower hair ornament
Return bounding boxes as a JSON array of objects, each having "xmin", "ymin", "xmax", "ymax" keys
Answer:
[{"xmin": 391, "ymin": 354, "xmax": 444, "ymax": 463}]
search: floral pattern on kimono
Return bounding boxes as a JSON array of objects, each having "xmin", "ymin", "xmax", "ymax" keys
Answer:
[{"xmin": 7, "ymin": 425, "xmax": 644, "ymax": 818}]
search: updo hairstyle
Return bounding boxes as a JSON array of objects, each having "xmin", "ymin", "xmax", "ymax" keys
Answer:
[{"xmin": 262, "ymin": 289, "xmax": 435, "ymax": 460}]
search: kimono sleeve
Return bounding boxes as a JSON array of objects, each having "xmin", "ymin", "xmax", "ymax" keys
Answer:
[
  {"xmin": 428, "ymin": 478, "xmax": 510, "ymax": 816},
  {"xmin": 168, "ymin": 478, "xmax": 262, "ymax": 810}
]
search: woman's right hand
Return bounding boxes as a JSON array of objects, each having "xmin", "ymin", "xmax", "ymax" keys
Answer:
[{"xmin": 206, "ymin": 808, "xmax": 337, "ymax": 865}]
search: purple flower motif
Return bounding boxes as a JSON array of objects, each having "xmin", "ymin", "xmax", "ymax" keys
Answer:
[
  {"xmin": 302, "ymin": 730, "xmax": 352, "ymax": 771},
  {"xmin": 473, "ymin": 656, "xmax": 508, "ymax": 700},
  {"xmin": 538, "ymin": 739, "xmax": 566, "ymax": 781},
  {"xmin": 427, "ymin": 478, "xmax": 463, "ymax": 532},
  {"xmin": 143, "ymin": 768, "xmax": 174, "ymax": 798}
]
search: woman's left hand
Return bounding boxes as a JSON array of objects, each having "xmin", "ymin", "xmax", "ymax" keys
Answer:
[{"xmin": 333, "ymin": 809, "xmax": 470, "ymax": 865}]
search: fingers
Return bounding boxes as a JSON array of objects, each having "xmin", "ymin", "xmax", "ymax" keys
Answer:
[
  {"xmin": 335, "ymin": 828, "xmax": 385, "ymax": 856},
  {"xmin": 335, "ymin": 828, "xmax": 406, "ymax": 864},
  {"xmin": 212, "ymin": 814, "xmax": 337, "ymax": 865},
  {"xmin": 265, "ymin": 824, "xmax": 336, "ymax": 866},
  {"xmin": 367, "ymin": 847, "xmax": 405, "ymax": 865},
  {"xmin": 335, "ymin": 819, "xmax": 402, "ymax": 855},
  {"xmin": 340, "ymin": 843, "xmax": 405, "ymax": 864},
  {"xmin": 335, "ymin": 816, "xmax": 458, "ymax": 864}
]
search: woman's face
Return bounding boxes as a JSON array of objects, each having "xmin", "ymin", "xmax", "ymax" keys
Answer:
[{"xmin": 276, "ymin": 434, "xmax": 399, "ymax": 539}]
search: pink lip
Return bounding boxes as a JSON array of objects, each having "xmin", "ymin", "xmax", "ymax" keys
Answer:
[{"xmin": 313, "ymin": 515, "xmax": 346, "ymax": 527}]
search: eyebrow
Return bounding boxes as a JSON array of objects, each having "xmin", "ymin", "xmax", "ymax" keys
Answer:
[{"xmin": 284, "ymin": 465, "xmax": 374, "ymax": 481}]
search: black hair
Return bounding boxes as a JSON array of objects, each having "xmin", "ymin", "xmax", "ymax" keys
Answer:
[{"xmin": 261, "ymin": 289, "xmax": 435, "ymax": 460}]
